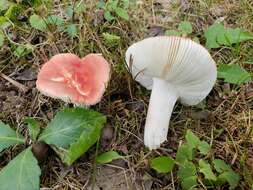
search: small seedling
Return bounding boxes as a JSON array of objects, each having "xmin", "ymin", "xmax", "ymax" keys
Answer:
[
  {"xmin": 0, "ymin": 107, "xmax": 106, "ymax": 190},
  {"xmin": 97, "ymin": 0, "xmax": 129, "ymax": 21},
  {"xmin": 150, "ymin": 130, "xmax": 240, "ymax": 190}
]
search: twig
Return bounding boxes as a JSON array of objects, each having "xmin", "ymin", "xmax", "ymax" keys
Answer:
[{"xmin": 0, "ymin": 72, "xmax": 29, "ymax": 93}]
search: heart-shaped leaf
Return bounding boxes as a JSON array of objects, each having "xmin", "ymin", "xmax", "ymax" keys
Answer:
[{"xmin": 39, "ymin": 108, "xmax": 106, "ymax": 165}]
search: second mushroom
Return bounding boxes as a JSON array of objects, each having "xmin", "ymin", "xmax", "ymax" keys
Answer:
[{"xmin": 125, "ymin": 36, "xmax": 217, "ymax": 150}]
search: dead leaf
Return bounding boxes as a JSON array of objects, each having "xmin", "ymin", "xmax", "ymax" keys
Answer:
[
  {"xmin": 15, "ymin": 69, "xmax": 37, "ymax": 81},
  {"xmin": 148, "ymin": 26, "xmax": 165, "ymax": 37}
]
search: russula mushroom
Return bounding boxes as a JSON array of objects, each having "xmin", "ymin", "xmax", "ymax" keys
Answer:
[
  {"xmin": 36, "ymin": 53, "xmax": 110, "ymax": 106},
  {"xmin": 125, "ymin": 36, "xmax": 217, "ymax": 149}
]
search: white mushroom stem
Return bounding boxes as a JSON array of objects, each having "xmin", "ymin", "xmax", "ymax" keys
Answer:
[{"xmin": 144, "ymin": 77, "xmax": 179, "ymax": 149}]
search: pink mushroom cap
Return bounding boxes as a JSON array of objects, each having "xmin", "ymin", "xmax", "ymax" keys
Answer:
[{"xmin": 36, "ymin": 53, "xmax": 110, "ymax": 106}]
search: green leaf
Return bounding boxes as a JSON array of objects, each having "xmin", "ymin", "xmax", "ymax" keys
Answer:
[
  {"xmin": 217, "ymin": 28, "xmax": 253, "ymax": 46},
  {"xmin": 115, "ymin": 7, "xmax": 129, "ymax": 20},
  {"xmin": 96, "ymin": 150, "xmax": 122, "ymax": 164},
  {"xmin": 199, "ymin": 159, "xmax": 217, "ymax": 181},
  {"xmin": 46, "ymin": 15, "xmax": 64, "ymax": 26},
  {"xmin": 177, "ymin": 161, "xmax": 196, "ymax": 179},
  {"xmin": 0, "ymin": 147, "xmax": 41, "ymax": 190},
  {"xmin": 107, "ymin": 0, "xmax": 118, "ymax": 11},
  {"xmin": 0, "ymin": 30, "xmax": 4, "ymax": 47},
  {"xmin": 122, "ymin": 0, "xmax": 129, "ymax": 9},
  {"xmin": 204, "ymin": 23, "xmax": 225, "ymax": 49},
  {"xmin": 181, "ymin": 176, "xmax": 198, "ymax": 190},
  {"xmin": 0, "ymin": 16, "xmax": 11, "ymax": 29},
  {"xmin": 185, "ymin": 130, "xmax": 200, "ymax": 149},
  {"xmin": 97, "ymin": 0, "xmax": 105, "ymax": 9},
  {"xmin": 150, "ymin": 156, "xmax": 175, "ymax": 173},
  {"xmin": 24, "ymin": 118, "xmax": 40, "ymax": 141},
  {"xmin": 213, "ymin": 159, "xmax": 240, "ymax": 189},
  {"xmin": 4, "ymin": 4, "xmax": 22, "ymax": 20},
  {"xmin": 29, "ymin": 14, "xmax": 47, "ymax": 31},
  {"xmin": 104, "ymin": 11, "xmax": 114, "ymax": 21},
  {"xmin": 66, "ymin": 24, "xmax": 77, "ymax": 38},
  {"xmin": 102, "ymin": 32, "xmax": 120, "ymax": 46},
  {"xmin": 165, "ymin": 30, "xmax": 181, "ymax": 36},
  {"xmin": 0, "ymin": 121, "xmax": 25, "ymax": 152},
  {"xmin": 219, "ymin": 171, "xmax": 240, "ymax": 190},
  {"xmin": 75, "ymin": 1, "xmax": 86, "ymax": 14},
  {"xmin": 0, "ymin": 0, "xmax": 10, "ymax": 11},
  {"xmin": 198, "ymin": 141, "xmax": 210, "ymax": 155},
  {"xmin": 213, "ymin": 159, "xmax": 232, "ymax": 173},
  {"xmin": 176, "ymin": 144, "xmax": 194, "ymax": 164},
  {"xmin": 178, "ymin": 161, "xmax": 198, "ymax": 189},
  {"xmin": 14, "ymin": 45, "xmax": 32, "ymax": 58},
  {"xmin": 204, "ymin": 23, "xmax": 253, "ymax": 49},
  {"xmin": 39, "ymin": 108, "xmax": 106, "ymax": 165},
  {"xmin": 217, "ymin": 64, "xmax": 251, "ymax": 85},
  {"xmin": 178, "ymin": 21, "xmax": 193, "ymax": 35},
  {"xmin": 66, "ymin": 6, "xmax": 74, "ymax": 18}
]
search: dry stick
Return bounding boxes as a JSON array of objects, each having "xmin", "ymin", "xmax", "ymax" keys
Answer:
[{"xmin": 0, "ymin": 72, "xmax": 29, "ymax": 93}]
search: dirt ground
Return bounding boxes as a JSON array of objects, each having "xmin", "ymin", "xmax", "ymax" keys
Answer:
[{"xmin": 0, "ymin": 0, "xmax": 253, "ymax": 189}]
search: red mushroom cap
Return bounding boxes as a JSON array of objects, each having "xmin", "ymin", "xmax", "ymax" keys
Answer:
[{"xmin": 36, "ymin": 53, "xmax": 110, "ymax": 106}]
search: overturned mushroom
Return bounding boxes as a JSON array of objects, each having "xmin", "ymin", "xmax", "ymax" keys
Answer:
[
  {"xmin": 36, "ymin": 53, "xmax": 110, "ymax": 106},
  {"xmin": 125, "ymin": 36, "xmax": 217, "ymax": 149}
]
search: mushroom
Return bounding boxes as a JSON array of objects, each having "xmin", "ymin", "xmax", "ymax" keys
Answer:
[
  {"xmin": 125, "ymin": 36, "xmax": 217, "ymax": 149},
  {"xmin": 36, "ymin": 53, "xmax": 110, "ymax": 106}
]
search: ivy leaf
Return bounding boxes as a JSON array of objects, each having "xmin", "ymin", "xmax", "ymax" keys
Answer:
[
  {"xmin": 29, "ymin": 14, "xmax": 47, "ymax": 31},
  {"xmin": 0, "ymin": 147, "xmax": 41, "ymax": 190},
  {"xmin": 150, "ymin": 156, "xmax": 175, "ymax": 173},
  {"xmin": 199, "ymin": 159, "xmax": 217, "ymax": 181},
  {"xmin": 0, "ymin": 121, "xmax": 25, "ymax": 152},
  {"xmin": 213, "ymin": 159, "xmax": 232, "ymax": 173},
  {"xmin": 24, "ymin": 117, "xmax": 40, "ymax": 141},
  {"xmin": 218, "ymin": 64, "xmax": 251, "ymax": 85},
  {"xmin": 96, "ymin": 150, "xmax": 122, "ymax": 164},
  {"xmin": 176, "ymin": 144, "xmax": 194, "ymax": 164},
  {"xmin": 115, "ymin": 7, "xmax": 129, "ymax": 21},
  {"xmin": 198, "ymin": 141, "xmax": 210, "ymax": 155},
  {"xmin": 39, "ymin": 108, "xmax": 106, "ymax": 165},
  {"xmin": 178, "ymin": 21, "xmax": 193, "ymax": 35},
  {"xmin": 219, "ymin": 171, "xmax": 240, "ymax": 190},
  {"xmin": 66, "ymin": 24, "xmax": 77, "ymax": 38},
  {"xmin": 185, "ymin": 130, "xmax": 200, "ymax": 149}
]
